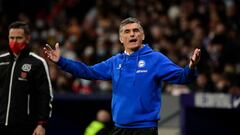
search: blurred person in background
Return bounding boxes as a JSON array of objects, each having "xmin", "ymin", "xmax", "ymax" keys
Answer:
[
  {"xmin": 191, "ymin": 73, "xmax": 215, "ymax": 93},
  {"xmin": 0, "ymin": 21, "xmax": 53, "ymax": 135},
  {"xmin": 44, "ymin": 17, "xmax": 200, "ymax": 135},
  {"xmin": 84, "ymin": 109, "xmax": 112, "ymax": 135}
]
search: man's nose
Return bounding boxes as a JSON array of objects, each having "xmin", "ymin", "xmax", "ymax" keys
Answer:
[
  {"xmin": 130, "ymin": 31, "xmax": 135, "ymax": 37},
  {"xmin": 11, "ymin": 38, "xmax": 17, "ymax": 42}
]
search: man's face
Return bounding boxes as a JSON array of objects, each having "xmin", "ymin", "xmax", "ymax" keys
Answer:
[
  {"xmin": 119, "ymin": 23, "xmax": 145, "ymax": 53},
  {"xmin": 8, "ymin": 28, "xmax": 30, "ymax": 54},
  {"xmin": 9, "ymin": 28, "xmax": 29, "ymax": 44}
]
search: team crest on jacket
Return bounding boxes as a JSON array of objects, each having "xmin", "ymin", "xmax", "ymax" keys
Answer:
[
  {"xmin": 22, "ymin": 64, "xmax": 32, "ymax": 72},
  {"xmin": 138, "ymin": 60, "xmax": 145, "ymax": 68}
]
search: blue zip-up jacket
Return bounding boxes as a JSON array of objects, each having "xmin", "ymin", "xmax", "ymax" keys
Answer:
[{"xmin": 57, "ymin": 44, "xmax": 197, "ymax": 128}]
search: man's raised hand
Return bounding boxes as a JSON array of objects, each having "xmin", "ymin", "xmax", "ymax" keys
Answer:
[
  {"xmin": 189, "ymin": 48, "xmax": 201, "ymax": 69},
  {"xmin": 43, "ymin": 43, "xmax": 61, "ymax": 63}
]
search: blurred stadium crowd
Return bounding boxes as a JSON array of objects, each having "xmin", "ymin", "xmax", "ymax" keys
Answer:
[{"xmin": 0, "ymin": 0, "xmax": 240, "ymax": 95}]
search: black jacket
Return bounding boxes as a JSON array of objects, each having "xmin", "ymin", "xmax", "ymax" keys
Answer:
[{"xmin": 0, "ymin": 47, "xmax": 53, "ymax": 127}]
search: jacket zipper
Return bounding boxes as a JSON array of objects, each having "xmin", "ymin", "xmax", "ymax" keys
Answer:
[
  {"xmin": 5, "ymin": 60, "xmax": 17, "ymax": 126},
  {"xmin": 27, "ymin": 94, "xmax": 30, "ymax": 115}
]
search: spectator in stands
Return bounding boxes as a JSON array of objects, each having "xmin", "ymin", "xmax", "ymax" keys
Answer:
[
  {"xmin": 84, "ymin": 109, "xmax": 111, "ymax": 135},
  {"xmin": 192, "ymin": 73, "xmax": 215, "ymax": 93},
  {"xmin": 44, "ymin": 17, "xmax": 200, "ymax": 135}
]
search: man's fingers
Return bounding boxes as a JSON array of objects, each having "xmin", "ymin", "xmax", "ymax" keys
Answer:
[
  {"xmin": 191, "ymin": 48, "xmax": 201, "ymax": 63},
  {"xmin": 196, "ymin": 49, "xmax": 201, "ymax": 59},
  {"xmin": 43, "ymin": 47, "xmax": 50, "ymax": 55},
  {"xmin": 194, "ymin": 49, "xmax": 201, "ymax": 62},
  {"xmin": 55, "ymin": 43, "xmax": 59, "ymax": 50},
  {"xmin": 189, "ymin": 48, "xmax": 201, "ymax": 69},
  {"xmin": 194, "ymin": 48, "xmax": 200, "ymax": 55},
  {"xmin": 43, "ymin": 43, "xmax": 60, "ymax": 62},
  {"xmin": 45, "ymin": 44, "xmax": 53, "ymax": 51},
  {"xmin": 43, "ymin": 48, "xmax": 53, "ymax": 60},
  {"xmin": 194, "ymin": 49, "xmax": 201, "ymax": 57}
]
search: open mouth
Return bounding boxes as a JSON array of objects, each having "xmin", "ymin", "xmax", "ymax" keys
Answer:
[{"xmin": 129, "ymin": 39, "xmax": 137, "ymax": 43}]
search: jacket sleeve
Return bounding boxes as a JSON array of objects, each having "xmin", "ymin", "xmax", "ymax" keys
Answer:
[
  {"xmin": 33, "ymin": 59, "xmax": 53, "ymax": 125},
  {"xmin": 57, "ymin": 56, "xmax": 112, "ymax": 80},
  {"xmin": 156, "ymin": 53, "xmax": 197, "ymax": 84}
]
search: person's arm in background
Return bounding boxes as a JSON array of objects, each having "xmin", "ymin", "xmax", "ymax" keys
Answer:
[
  {"xmin": 43, "ymin": 43, "xmax": 112, "ymax": 80},
  {"xmin": 157, "ymin": 48, "xmax": 201, "ymax": 84},
  {"xmin": 32, "ymin": 55, "xmax": 53, "ymax": 135}
]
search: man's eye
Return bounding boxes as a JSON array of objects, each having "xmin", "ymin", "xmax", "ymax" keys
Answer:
[
  {"xmin": 124, "ymin": 30, "xmax": 130, "ymax": 33},
  {"xmin": 133, "ymin": 29, "xmax": 140, "ymax": 32}
]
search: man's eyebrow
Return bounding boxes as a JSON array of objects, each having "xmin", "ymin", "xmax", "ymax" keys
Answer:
[
  {"xmin": 133, "ymin": 28, "xmax": 140, "ymax": 31},
  {"xmin": 124, "ymin": 28, "xmax": 139, "ymax": 31},
  {"xmin": 9, "ymin": 36, "xmax": 23, "ymax": 38}
]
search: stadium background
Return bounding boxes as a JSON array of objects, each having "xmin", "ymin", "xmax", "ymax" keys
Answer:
[{"xmin": 0, "ymin": 0, "xmax": 240, "ymax": 135}]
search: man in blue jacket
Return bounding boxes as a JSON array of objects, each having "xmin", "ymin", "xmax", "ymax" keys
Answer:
[{"xmin": 44, "ymin": 17, "xmax": 200, "ymax": 135}]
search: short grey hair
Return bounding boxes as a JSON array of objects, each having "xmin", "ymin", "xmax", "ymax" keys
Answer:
[{"xmin": 119, "ymin": 17, "xmax": 144, "ymax": 34}]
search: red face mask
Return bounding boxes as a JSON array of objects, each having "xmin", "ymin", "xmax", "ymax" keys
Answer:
[{"xmin": 9, "ymin": 41, "xmax": 26, "ymax": 54}]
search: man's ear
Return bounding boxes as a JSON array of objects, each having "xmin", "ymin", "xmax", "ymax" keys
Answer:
[
  {"xmin": 119, "ymin": 36, "xmax": 123, "ymax": 43},
  {"xmin": 142, "ymin": 34, "xmax": 145, "ymax": 41},
  {"xmin": 119, "ymin": 39, "xmax": 123, "ymax": 43}
]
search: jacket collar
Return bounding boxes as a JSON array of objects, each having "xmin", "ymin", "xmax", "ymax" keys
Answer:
[
  {"xmin": 123, "ymin": 44, "xmax": 153, "ymax": 57},
  {"xmin": 9, "ymin": 46, "xmax": 30, "ymax": 60}
]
